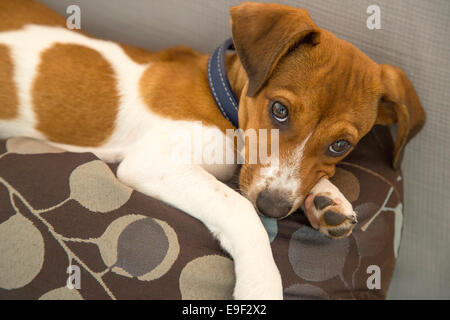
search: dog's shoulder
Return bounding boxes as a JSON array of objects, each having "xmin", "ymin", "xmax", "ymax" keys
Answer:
[{"xmin": 0, "ymin": 0, "xmax": 65, "ymax": 32}]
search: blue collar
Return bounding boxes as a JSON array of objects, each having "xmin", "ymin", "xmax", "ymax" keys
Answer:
[{"xmin": 207, "ymin": 38, "xmax": 240, "ymax": 128}]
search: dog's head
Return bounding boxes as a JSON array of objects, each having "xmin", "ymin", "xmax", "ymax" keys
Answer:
[{"xmin": 232, "ymin": 2, "xmax": 425, "ymax": 218}]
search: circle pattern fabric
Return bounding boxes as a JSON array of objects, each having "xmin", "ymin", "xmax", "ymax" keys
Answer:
[{"xmin": 0, "ymin": 127, "xmax": 403, "ymax": 299}]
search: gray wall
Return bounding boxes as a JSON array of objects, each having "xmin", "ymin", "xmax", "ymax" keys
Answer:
[{"xmin": 38, "ymin": 0, "xmax": 450, "ymax": 299}]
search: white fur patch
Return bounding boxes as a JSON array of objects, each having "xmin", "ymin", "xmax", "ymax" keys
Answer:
[{"xmin": 254, "ymin": 133, "xmax": 312, "ymax": 204}]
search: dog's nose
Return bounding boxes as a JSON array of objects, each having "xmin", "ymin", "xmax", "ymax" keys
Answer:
[{"xmin": 256, "ymin": 190, "xmax": 293, "ymax": 219}]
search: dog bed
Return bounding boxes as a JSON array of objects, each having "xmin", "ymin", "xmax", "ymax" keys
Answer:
[{"xmin": 0, "ymin": 125, "xmax": 403, "ymax": 300}]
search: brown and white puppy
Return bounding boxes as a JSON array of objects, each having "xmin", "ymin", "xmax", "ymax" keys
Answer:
[
  {"xmin": 0, "ymin": 1, "xmax": 425, "ymax": 299},
  {"xmin": 231, "ymin": 3, "xmax": 425, "ymax": 232}
]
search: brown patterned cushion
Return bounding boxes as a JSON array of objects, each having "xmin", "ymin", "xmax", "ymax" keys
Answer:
[{"xmin": 0, "ymin": 126, "xmax": 403, "ymax": 300}]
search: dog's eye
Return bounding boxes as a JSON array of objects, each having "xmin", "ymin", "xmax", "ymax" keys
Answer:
[
  {"xmin": 327, "ymin": 140, "xmax": 352, "ymax": 157},
  {"xmin": 271, "ymin": 101, "xmax": 289, "ymax": 123}
]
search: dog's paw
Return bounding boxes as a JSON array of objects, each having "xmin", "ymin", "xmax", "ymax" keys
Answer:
[
  {"xmin": 233, "ymin": 269, "xmax": 283, "ymax": 300},
  {"xmin": 232, "ymin": 252, "xmax": 283, "ymax": 300},
  {"xmin": 304, "ymin": 191, "xmax": 357, "ymax": 239}
]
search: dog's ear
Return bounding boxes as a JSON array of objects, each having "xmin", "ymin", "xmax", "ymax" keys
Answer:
[
  {"xmin": 377, "ymin": 64, "xmax": 426, "ymax": 169},
  {"xmin": 230, "ymin": 2, "xmax": 319, "ymax": 96}
]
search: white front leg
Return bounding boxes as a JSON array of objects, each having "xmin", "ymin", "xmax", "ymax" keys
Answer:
[{"xmin": 116, "ymin": 143, "xmax": 283, "ymax": 300}]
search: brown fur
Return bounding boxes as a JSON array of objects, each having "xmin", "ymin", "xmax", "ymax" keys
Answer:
[
  {"xmin": 230, "ymin": 3, "xmax": 425, "ymax": 208},
  {"xmin": 0, "ymin": 44, "xmax": 18, "ymax": 119},
  {"xmin": 230, "ymin": 2, "xmax": 319, "ymax": 96},
  {"xmin": 33, "ymin": 43, "xmax": 119, "ymax": 146},
  {"xmin": 119, "ymin": 43, "xmax": 155, "ymax": 64},
  {"xmin": 0, "ymin": 0, "xmax": 65, "ymax": 32},
  {"xmin": 139, "ymin": 47, "xmax": 242, "ymax": 130},
  {"xmin": 0, "ymin": 0, "xmax": 425, "ymax": 216},
  {"xmin": 378, "ymin": 64, "xmax": 426, "ymax": 168}
]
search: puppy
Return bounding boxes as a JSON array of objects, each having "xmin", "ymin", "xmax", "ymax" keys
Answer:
[{"xmin": 0, "ymin": 1, "xmax": 424, "ymax": 299}]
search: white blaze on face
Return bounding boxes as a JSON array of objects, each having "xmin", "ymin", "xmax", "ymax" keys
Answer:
[{"xmin": 255, "ymin": 133, "xmax": 312, "ymax": 202}]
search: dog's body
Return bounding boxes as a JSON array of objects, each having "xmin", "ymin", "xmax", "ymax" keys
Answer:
[{"xmin": 0, "ymin": 0, "xmax": 424, "ymax": 299}]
